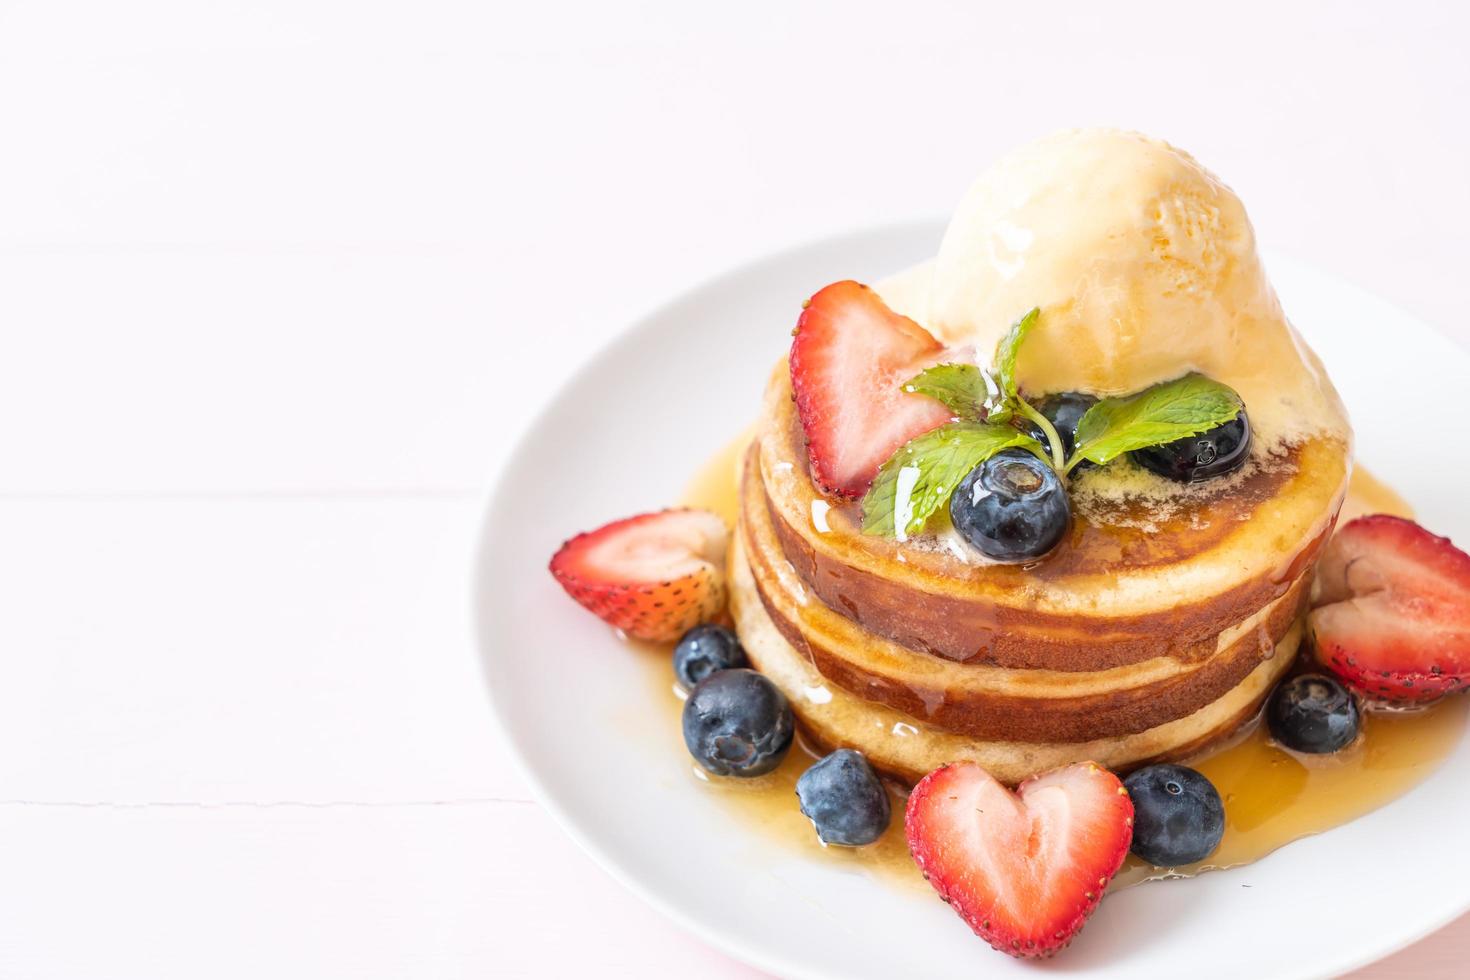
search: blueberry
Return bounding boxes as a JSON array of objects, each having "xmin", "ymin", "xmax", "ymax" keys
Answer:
[
  {"xmin": 795, "ymin": 749, "xmax": 891, "ymax": 846},
  {"xmin": 1017, "ymin": 392, "xmax": 1097, "ymax": 459},
  {"xmin": 1134, "ymin": 409, "xmax": 1252, "ymax": 482},
  {"xmin": 1267, "ymin": 673, "xmax": 1360, "ymax": 754},
  {"xmin": 682, "ymin": 669, "xmax": 794, "ymax": 777},
  {"xmin": 949, "ymin": 449, "xmax": 1071, "ymax": 562},
  {"xmin": 672, "ymin": 624, "xmax": 747, "ymax": 691},
  {"xmin": 1124, "ymin": 764, "xmax": 1225, "ymax": 867}
]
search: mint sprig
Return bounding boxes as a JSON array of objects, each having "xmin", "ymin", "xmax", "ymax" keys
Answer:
[
  {"xmin": 902, "ymin": 364, "xmax": 987, "ymax": 421},
  {"xmin": 862, "ymin": 423, "xmax": 1047, "ymax": 538},
  {"xmin": 992, "ymin": 307, "xmax": 1039, "ymax": 414},
  {"xmin": 1067, "ymin": 374, "xmax": 1243, "ymax": 473},
  {"xmin": 861, "ymin": 307, "xmax": 1246, "ymax": 542},
  {"xmin": 980, "ymin": 307, "xmax": 1076, "ymax": 470},
  {"xmin": 901, "ymin": 307, "xmax": 1039, "ymax": 425}
]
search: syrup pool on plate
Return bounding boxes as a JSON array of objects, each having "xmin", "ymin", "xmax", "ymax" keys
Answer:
[{"xmin": 671, "ymin": 434, "xmax": 1469, "ymax": 889}]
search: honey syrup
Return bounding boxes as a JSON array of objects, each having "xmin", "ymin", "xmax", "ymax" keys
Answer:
[{"xmin": 669, "ymin": 436, "xmax": 1468, "ymax": 889}]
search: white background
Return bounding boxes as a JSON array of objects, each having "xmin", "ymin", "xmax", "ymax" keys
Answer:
[{"xmin": 0, "ymin": 1, "xmax": 1465, "ymax": 976}]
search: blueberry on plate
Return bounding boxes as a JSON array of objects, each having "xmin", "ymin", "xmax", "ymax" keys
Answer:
[
  {"xmin": 949, "ymin": 449, "xmax": 1071, "ymax": 562},
  {"xmin": 1134, "ymin": 410, "xmax": 1252, "ymax": 482},
  {"xmin": 672, "ymin": 624, "xmax": 747, "ymax": 691},
  {"xmin": 1018, "ymin": 392, "xmax": 1097, "ymax": 459},
  {"xmin": 682, "ymin": 669, "xmax": 794, "ymax": 777},
  {"xmin": 1124, "ymin": 763, "xmax": 1225, "ymax": 867},
  {"xmin": 795, "ymin": 749, "xmax": 891, "ymax": 846},
  {"xmin": 1267, "ymin": 673, "xmax": 1360, "ymax": 754}
]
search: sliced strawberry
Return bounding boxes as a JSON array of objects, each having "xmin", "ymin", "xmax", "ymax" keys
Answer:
[
  {"xmin": 1310, "ymin": 513, "xmax": 1470, "ymax": 703},
  {"xmin": 790, "ymin": 280, "xmax": 953, "ymax": 497},
  {"xmin": 548, "ymin": 508, "xmax": 728, "ymax": 643},
  {"xmin": 905, "ymin": 761, "xmax": 1133, "ymax": 959}
]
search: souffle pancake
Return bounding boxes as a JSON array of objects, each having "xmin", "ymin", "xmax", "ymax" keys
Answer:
[
  {"xmin": 547, "ymin": 129, "xmax": 1470, "ymax": 962},
  {"xmin": 732, "ymin": 130, "xmax": 1349, "ymax": 782}
]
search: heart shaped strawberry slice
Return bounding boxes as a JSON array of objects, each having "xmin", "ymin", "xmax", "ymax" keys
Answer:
[
  {"xmin": 1311, "ymin": 513, "xmax": 1470, "ymax": 702},
  {"xmin": 905, "ymin": 761, "xmax": 1133, "ymax": 958},
  {"xmin": 789, "ymin": 280, "xmax": 953, "ymax": 497},
  {"xmin": 548, "ymin": 508, "xmax": 728, "ymax": 643}
]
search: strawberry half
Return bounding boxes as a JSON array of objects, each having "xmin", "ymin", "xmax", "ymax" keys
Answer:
[
  {"xmin": 548, "ymin": 508, "xmax": 729, "ymax": 643},
  {"xmin": 1310, "ymin": 513, "xmax": 1470, "ymax": 703},
  {"xmin": 905, "ymin": 761, "xmax": 1133, "ymax": 959},
  {"xmin": 789, "ymin": 280, "xmax": 952, "ymax": 497}
]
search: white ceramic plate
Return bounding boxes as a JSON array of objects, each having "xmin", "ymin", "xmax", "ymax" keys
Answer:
[{"xmin": 476, "ymin": 222, "xmax": 1470, "ymax": 979}]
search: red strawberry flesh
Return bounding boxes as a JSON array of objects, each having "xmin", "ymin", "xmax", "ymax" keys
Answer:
[
  {"xmin": 905, "ymin": 761, "xmax": 1133, "ymax": 959},
  {"xmin": 549, "ymin": 508, "xmax": 728, "ymax": 643},
  {"xmin": 1310, "ymin": 513, "xmax": 1470, "ymax": 702},
  {"xmin": 789, "ymin": 280, "xmax": 953, "ymax": 497}
]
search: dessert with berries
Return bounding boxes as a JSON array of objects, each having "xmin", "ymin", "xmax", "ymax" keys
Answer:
[{"xmin": 545, "ymin": 129, "xmax": 1470, "ymax": 960}]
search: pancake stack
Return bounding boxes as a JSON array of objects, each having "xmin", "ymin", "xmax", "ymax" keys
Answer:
[{"xmin": 732, "ymin": 370, "xmax": 1347, "ymax": 784}]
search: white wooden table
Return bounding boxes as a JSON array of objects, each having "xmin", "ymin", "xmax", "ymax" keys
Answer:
[{"xmin": 0, "ymin": 3, "xmax": 1465, "ymax": 976}]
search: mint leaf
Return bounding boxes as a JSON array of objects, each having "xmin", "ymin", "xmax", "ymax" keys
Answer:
[
  {"xmin": 1069, "ymin": 374, "xmax": 1243, "ymax": 470},
  {"xmin": 903, "ymin": 363, "xmax": 986, "ymax": 421},
  {"xmin": 862, "ymin": 423, "xmax": 1046, "ymax": 538},
  {"xmin": 993, "ymin": 307, "xmax": 1040, "ymax": 405}
]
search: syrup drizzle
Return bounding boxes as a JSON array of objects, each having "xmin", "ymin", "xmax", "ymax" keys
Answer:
[{"xmin": 670, "ymin": 435, "xmax": 1468, "ymax": 890}]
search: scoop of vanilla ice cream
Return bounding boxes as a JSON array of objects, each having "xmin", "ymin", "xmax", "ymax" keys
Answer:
[{"xmin": 908, "ymin": 129, "xmax": 1347, "ymax": 446}]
